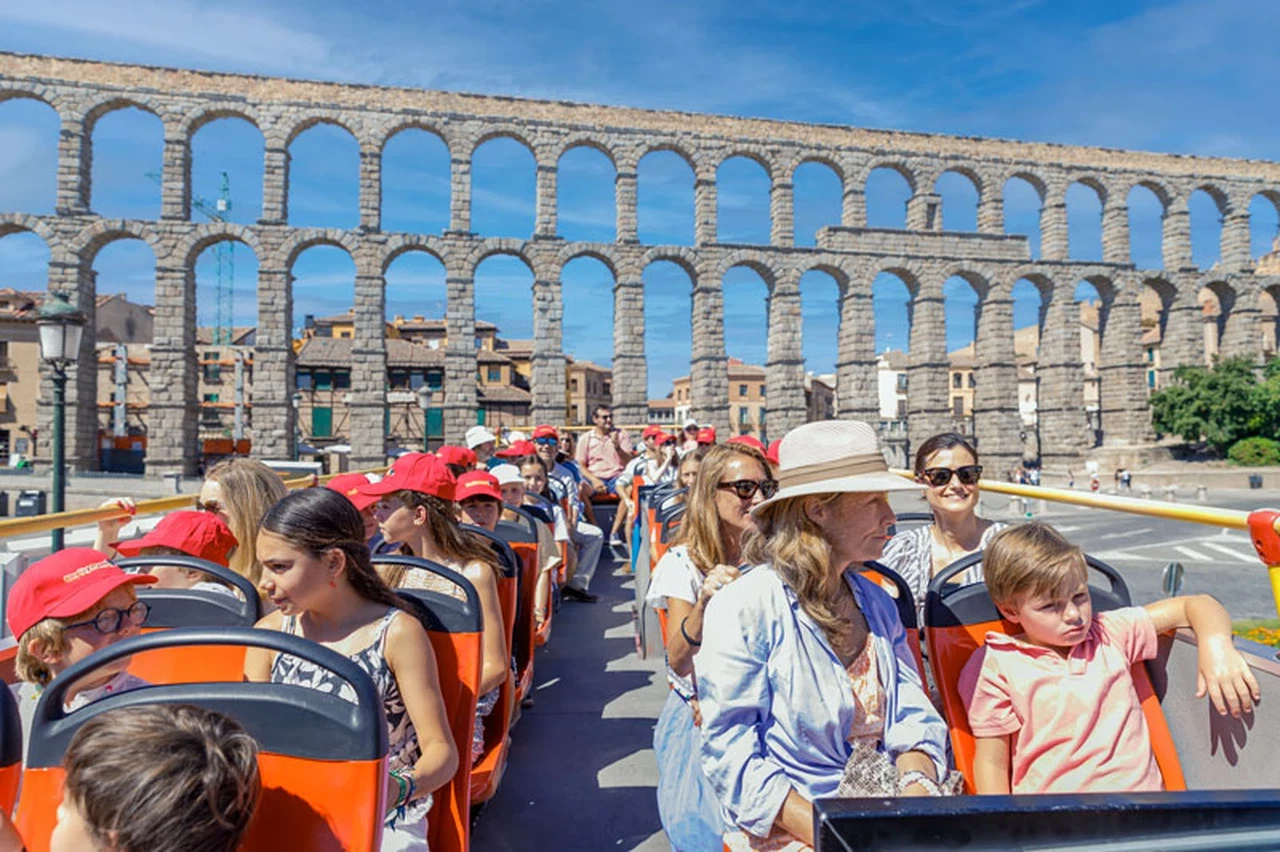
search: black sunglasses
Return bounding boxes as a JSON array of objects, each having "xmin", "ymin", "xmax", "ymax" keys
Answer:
[
  {"xmin": 919, "ymin": 465, "xmax": 983, "ymax": 488},
  {"xmin": 716, "ymin": 479, "xmax": 779, "ymax": 500},
  {"xmin": 195, "ymin": 499, "xmax": 224, "ymax": 515},
  {"xmin": 64, "ymin": 600, "xmax": 150, "ymax": 635},
  {"xmin": 533, "ymin": 437, "xmax": 558, "ymax": 446}
]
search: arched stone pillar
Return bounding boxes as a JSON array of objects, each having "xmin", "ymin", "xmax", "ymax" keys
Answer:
[
  {"xmin": 1220, "ymin": 280, "xmax": 1263, "ymax": 362},
  {"xmin": 530, "ymin": 267, "xmax": 566, "ymax": 424},
  {"xmin": 906, "ymin": 193, "xmax": 942, "ymax": 231},
  {"xmin": 1220, "ymin": 211, "xmax": 1252, "ymax": 271},
  {"xmin": 972, "ymin": 281, "xmax": 1023, "ymax": 473},
  {"xmin": 835, "ymin": 273, "xmax": 878, "ymax": 423},
  {"xmin": 1162, "ymin": 199, "xmax": 1193, "ymax": 270},
  {"xmin": 349, "ymin": 259, "xmax": 388, "ymax": 468},
  {"xmin": 535, "ymin": 158, "xmax": 559, "ymax": 238},
  {"xmin": 260, "ymin": 145, "xmax": 289, "ymax": 225},
  {"xmin": 444, "ymin": 268, "xmax": 479, "ymax": 440},
  {"xmin": 1037, "ymin": 288, "xmax": 1089, "ymax": 465},
  {"xmin": 615, "ymin": 153, "xmax": 639, "ymax": 243},
  {"xmin": 691, "ymin": 266, "xmax": 729, "ymax": 432},
  {"xmin": 906, "ymin": 277, "xmax": 951, "ymax": 448},
  {"xmin": 358, "ymin": 144, "xmax": 382, "ymax": 232},
  {"xmin": 694, "ymin": 166, "xmax": 717, "ymax": 246},
  {"xmin": 1040, "ymin": 184, "xmax": 1069, "ymax": 261},
  {"xmin": 252, "ymin": 265, "xmax": 295, "ymax": 460},
  {"xmin": 56, "ymin": 115, "xmax": 92, "ymax": 216},
  {"xmin": 1160, "ymin": 279, "xmax": 1204, "ymax": 377},
  {"xmin": 977, "ymin": 193, "xmax": 1003, "ymax": 235},
  {"xmin": 448, "ymin": 155, "xmax": 472, "ymax": 234},
  {"xmin": 765, "ymin": 269, "xmax": 805, "ymax": 436},
  {"xmin": 840, "ymin": 158, "xmax": 866, "ymax": 228},
  {"xmin": 160, "ymin": 129, "xmax": 192, "ymax": 221},
  {"xmin": 147, "ymin": 256, "xmax": 199, "ymax": 475},
  {"xmin": 770, "ymin": 176, "xmax": 794, "ymax": 247},
  {"xmin": 35, "ymin": 258, "xmax": 99, "ymax": 471},
  {"xmin": 1101, "ymin": 198, "xmax": 1130, "ymax": 264},
  {"xmin": 611, "ymin": 262, "xmax": 646, "ymax": 425},
  {"xmin": 1098, "ymin": 283, "xmax": 1152, "ymax": 446}
]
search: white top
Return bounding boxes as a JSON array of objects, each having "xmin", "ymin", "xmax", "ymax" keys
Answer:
[
  {"xmin": 14, "ymin": 671, "xmax": 149, "ymax": 762},
  {"xmin": 645, "ymin": 544, "xmax": 704, "ymax": 612}
]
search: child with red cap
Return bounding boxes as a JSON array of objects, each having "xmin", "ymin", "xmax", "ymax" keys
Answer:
[
  {"xmin": 455, "ymin": 470, "xmax": 503, "ymax": 531},
  {"xmin": 359, "ymin": 453, "xmax": 507, "ymax": 765},
  {"xmin": 7, "ymin": 548, "xmax": 157, "ymax": 758},
  {"xmin": 109, "ymin": 510, "xmax": 239, "ymax": 596}
]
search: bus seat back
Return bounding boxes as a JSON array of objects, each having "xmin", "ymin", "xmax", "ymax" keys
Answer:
[{"xmin": 859, "ymin": 563, "xmax": 924, "ymax": 679}]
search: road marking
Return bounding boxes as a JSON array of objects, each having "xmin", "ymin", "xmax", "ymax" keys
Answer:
[
  {"xmin": 1099, "ymin": 527, "xmax": 1154, "ymax": 541},
  {"xmin": 1174, "ymin": 545, "xmax": 1212, "ymax": 561},
  {"xmin": 1055, "ymin": 525, "xmax": 1081, "ymax": 532},
  {"xmin": 1201, "ymin": 541, "xmax": 1259, "ymax": 564}
]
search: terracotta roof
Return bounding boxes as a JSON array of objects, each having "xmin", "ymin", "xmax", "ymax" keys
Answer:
[
  {"xmin": 0, "ymin": 288, "xmax": 41, "ymax": 321},
  {"xmin": 296, "ymin": 338, "xmax": 518, "ymax": 369},
  {"xmin": 647, "ymin": 398, "xmax": 676, "ymax": 410},
  {"xmin": 569, "ymin": 359, "xmax": 610, "ymax": 373},
  {"xmin": 478, "ymin": 385, "xmax": 532, "ymax": 403},
  {"xmin": 395, "ymin": 318, "xmax": 498, "ymax": 332},
  {"xmin": 196, "ymin": 326, "xmax": 256, "ymax": 345}
]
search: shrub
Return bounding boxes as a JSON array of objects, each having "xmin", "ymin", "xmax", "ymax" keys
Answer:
[{"xmin": 1228, "ymin": 436, "xmax": 1280, "ymax": 466}]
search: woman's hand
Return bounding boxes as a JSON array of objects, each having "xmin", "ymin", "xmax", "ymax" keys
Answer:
[
  {"xmin": 900, "ymin": 782, "xmax": 933, "ymax": 797},
  {"xmin": 698, "ymin": 563, "xmax": 741, "ymax": 607},
  {"xmin": 93, "ymin": 498, "xmax": 135, "ymax": 552},
  {"xmin": 1196, "ymin": 635, "xmax": 1261, "ymax": 717}
]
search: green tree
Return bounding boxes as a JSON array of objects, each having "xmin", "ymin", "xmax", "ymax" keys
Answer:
[{"xmin": 1150, "ymin": 356, "xmax": 1261, "ymax": 453}]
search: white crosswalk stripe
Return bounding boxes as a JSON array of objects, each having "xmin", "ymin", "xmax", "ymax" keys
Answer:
[
  {"xmin": 1174, "ymin": 545, "xmax": 1212, "ymax": 561},
  {"xmin": 1201, "ymin": 541, "xmax": 1260, "ymax": 564}
]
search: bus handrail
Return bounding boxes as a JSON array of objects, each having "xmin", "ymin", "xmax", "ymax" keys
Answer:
[{"xmin": 0, "ymin": 467, "xmax": 388, "ymax": 541}]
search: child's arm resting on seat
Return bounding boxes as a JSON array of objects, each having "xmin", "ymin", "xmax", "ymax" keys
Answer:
[
  {"xmin": 972, "ymin": 735, "xmax": 1012, "ymax": 794},
  {"xmin": 1144, "ymin": 595, "xmax": 1261, "ymax": 717}
]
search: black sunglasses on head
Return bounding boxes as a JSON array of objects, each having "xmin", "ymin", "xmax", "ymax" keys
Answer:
[
  {"xmin": 716, "ymin": 478, "xmax": 779, "ymax": 500},
  {"xmin": 919, "ymin": 465, "xmax": 983, "ymax": 488}
]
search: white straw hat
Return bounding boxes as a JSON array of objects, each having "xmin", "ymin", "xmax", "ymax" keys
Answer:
[
  {"xmin": 752, "ymin": 420, "xmax": 921, "ymax": 515},
  {"xmin": 465, "ymin": 426, "xmax": 496, "ymax": 449}
]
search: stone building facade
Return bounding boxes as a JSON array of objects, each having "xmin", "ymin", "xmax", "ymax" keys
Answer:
[{"xmin": 3, "ymin": 52, "xmax": 1280, "ymax": 477}]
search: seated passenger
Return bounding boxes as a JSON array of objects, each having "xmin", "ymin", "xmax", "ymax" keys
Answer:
[
  {"xmin": 326, "ymin": 472, "xmax": 382, "ymax": 541},
  {"xmin": 437, "ymin": 445, "xmax": 478, "ymax": 478},
  {"xmin": 675, "ymin": 452, "xmax": 702, "ymax": 503},
  {"xmin": 534, "ymin": 426, "xmax": 603, "ymax": 604},
  {"xmin": 615, "ymin": 427, "xmax": 680, "ymax": 552},
  {"xmin": 695, "ymin": 421, "xmax": 948, "ymax": 851},
  {"xmin": 455, "ymin": 470, "xmax": 503, "ymax": 532},
  {"xmin": 359, "ymin": 454, "xmax": 508, "ymax": 765},
  {"xmin": 7, "ymin": 549, "xmax": 156, "ymax": 759},
  {"xmin": 878, "ymin": 432, "xmax": 1004, "ymax": 622},
  {"xmin": 51, "ymin": 704, "xmax": 261, "ymax": 852},
  {"xmin": 494, "ymin": 461, "xmax": 564, "ymax": 628},
  {"xmin": 465, "ymin": 426, "xmax": 497, "ymax": 469},
  {"xmin": 962, "ymin": 522, "xmax": 1261, "ymax": 795},
  {"xmin": 109, "ymin": 510, "xmax": 239, "ymax": 596},
  {"xmin": 679, "ymin": 418, "xmax": 701, "ymax": 456},
  {"xmin": 245, "ymin": 488, "xmax": 459, "ymax": 851},
  {"xmin": 198, "ymin": 458, "xmax": 289, "ymax": 593},
  {"xmin": 575, "ymin": 405, "xmax": 635, "ymax": 550}
]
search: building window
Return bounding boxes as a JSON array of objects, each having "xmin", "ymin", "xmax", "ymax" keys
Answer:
[
  {"xmin": 390, "ymin": 371, "xmax": 409, "ymax": 390},
  {"xmin": 953, "ymin": 397, "xmax": 964, "ymax": 417},
  {"xmin": 897, "ymin": 374, "xmax": 908, "ymax": 392},
  {"xmin": 1147, "ymin": 370, "xmax": 1155, "ymax": 389},
  {"xmin": 738, "ymin": 407, "xmax": 749, "ymax": 424},
  {"xmin": 314, "ymin": 370, "xmax": 333, "ymax": 391},
  {"xmin": 427, "ymin": 369, "xmax": 444, "ymax": 390},
  {"xmin": 311, "ymin": 406, "xmax": 333, "ymax": 438},
  {"xmin": 1146, "ymin": 347, "xmax": 1155, "ymax": 363},
  {"xmin": 738, "ymin": 384, "xmax": 748, "ymax": 397},
  {"xmin": 952, "ymin": 373, "xmax": 962, "ymax": 389},
  {"xmin": 968, "ymin": 373, "xmax": 976, "ymax": 388},
  {"xmin": 896, "ymin": 399, "xmax": 907, "ymax": 419},
  {"xmin": 334, "ymin": 370, "xmax": 351, "ymax": 390},
  {"xmin": 487, "ymin": 366, "xmax": 502, "ymax": 382},
  {"xmin": 760, "ymin": 385, "xmax": 766, "ymax": 397},
  {"xmin": 296, "ymin": 371, "xmax": 313, "ymax": 390},
  {"xmin": 571, "ymin": 378, "xmax": 579, "ymax": 392},
  {"xmin": 409, "ymin": 371, "xmax": 425, "ymax": 390},
  {"xmin": 202, "ymin": 393, "xmax": 219, "ymax": 403}
]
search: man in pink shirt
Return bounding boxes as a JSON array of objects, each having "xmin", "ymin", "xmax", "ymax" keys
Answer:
[
  {"xmin": 575, "ymin": 405, "xmax": 635, "ymax": 550},
  {"xmin": 960, "ymin": 522, "xmax": 1260, "ymax": 795}
]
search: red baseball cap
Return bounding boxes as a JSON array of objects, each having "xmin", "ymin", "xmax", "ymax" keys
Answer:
[
  {"xmin": 642, "ymin": 425, "xmax": 666, "ymax": 441},
  {"xmin": 659, "ymin": 432, "xmax": 677, "ymax": 445},
  {"xmin": 456, "ymin": 470, "xmax": 502, "ymax": 503},
  {"xmin": 496, "ymin": 439, "xmax": 537, "ymax": 459},
  {"xmin": 358, "ymin": 452, "xmax": 457, "ymax": 501},
  {"xmin": 728, "ymin": 434, "xmax": 766, "ymax": 452},
  {"xmin": 437, "ymin": 445, "xmax": 478, "ymax": 469},
  {"xmin": 696, "ymin": 426, "xmax": 717, "ymax": 445},
  {"xmin": 112, "ymin": 511, "xmax": 238, "ymax": 567},
  {"xmin": 531, "ymin": 425, "xmax": 559, "ymax": 440},
  {"xmin": 7, "ymin": 548, "xmax": 157, "ymax": 639},
  {"xmin": 325, "ymin": 472, "xmax": 380, "ymax": 512},
  {"xmin": 766, "ymin": 439, "xmax": 781, "ymax": 465}
]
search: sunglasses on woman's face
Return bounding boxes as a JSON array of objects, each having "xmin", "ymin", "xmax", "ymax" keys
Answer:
[
  {"xmin": 716, "ymin": 479, "xmax": 779, "ymax": 500},
  {"xmin": 919, "ymin": 465, "xmax": 983, "ymax": 488},
  {"xmin": 195, "ymin": 499, "xmax": 224, "ymax": 515}
]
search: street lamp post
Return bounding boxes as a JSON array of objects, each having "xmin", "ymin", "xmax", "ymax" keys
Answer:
[
  {"xmin": 415, "ymin": 386, "xmax": 434, "ymax": 452},
  {"xmin": 36, "ymin": 292, "xmax": 87, "ymax": 553}
]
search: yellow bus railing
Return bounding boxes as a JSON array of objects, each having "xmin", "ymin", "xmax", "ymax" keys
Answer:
[
  {"xmin": 891, "ymin": 469, "xmax": 1280, "ymax": 617},
  {"xmin": 0, "ymin": 468, "xmax": 388, "ymax": 541}
]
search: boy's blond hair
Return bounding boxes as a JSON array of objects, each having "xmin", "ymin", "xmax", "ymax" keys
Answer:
[
  {"xmin": 15, "ymin": 618, "xmax": 69, "ymax": 686},
  {"xmin": 985, "ymin": 522, "xmax": 1088, "ymax": 608}
]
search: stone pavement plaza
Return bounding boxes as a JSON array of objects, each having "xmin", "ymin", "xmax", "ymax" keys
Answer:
[{"xmin": 4, "ymin": 51, "xmax": 1280, "ymax": 482}]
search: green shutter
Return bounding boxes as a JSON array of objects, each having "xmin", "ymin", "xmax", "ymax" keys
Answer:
[
  {"xmin": 426, "ymin": 407, "xmax": 444, "ymax": 439},
  {"xmin": 312, "ymin": 406, "xmax": 333, "ymax": 438}
]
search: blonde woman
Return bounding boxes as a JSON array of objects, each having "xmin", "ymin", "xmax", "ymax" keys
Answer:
[
  {"xmin": 198, "ymin": 458, "xmax": 289, "ymax": 589},
  {"xmin": 646, "ymin": 442, "xmax": 775, "ymax": 850},
  {"xmin": 694, "ymin": 421, "xmax": 949, "ymax": 851}
]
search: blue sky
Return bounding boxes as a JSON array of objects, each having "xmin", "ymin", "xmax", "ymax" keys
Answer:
[{"xmin": 2, "ymin": 0, "xmax": 1280, "ymax": 396}]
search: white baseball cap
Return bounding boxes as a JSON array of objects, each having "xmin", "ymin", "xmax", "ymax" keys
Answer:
[
  {"xmin": 465, "ymin": 426, "xmax": 497, "ymax": 449},
  {"xmin": 491, "ymin": 464, "xmax": 523, "ymax": 486}
]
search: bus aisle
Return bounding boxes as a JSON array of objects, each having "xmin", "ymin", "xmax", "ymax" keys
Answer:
[{"xmin": 471, "ymin": 537, "xmax": 670, "ymax": 850}]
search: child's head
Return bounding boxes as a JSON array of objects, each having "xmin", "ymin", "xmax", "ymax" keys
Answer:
[
  {"xmin": 519, "ymin": 455, "xmax": 548, "ymax": 500},
  {"xmin": 200, "ymin": 458, "xmax": 289, "ymax": 587},
  {"xmin": 455, "ymin": 471, "xmax": 503, "ymax": 531},
  {"xmin": 679, "ymin": 454, "xmax": 701, "ymax": 490},
  {"xmin": 491, "ymin": 464, "xmax": 526, "ymax": 507},
  {"xmin": 985, "ymin": 522, "xmax": 1092, "ymax": 650},
  {"xmin": 323, "ymin": 473, "xmax": 381, "ymax": 542},
  {"xmin": 8, "ymin": 549, "xmax": 157, "ymax": 687},
  {"xmin": 51, "ymin": 704, "xmax": 261, "ymax": 852},
  {"xmin": 112, "ymin": 511, "xmax": 238, "ymax": 590}
]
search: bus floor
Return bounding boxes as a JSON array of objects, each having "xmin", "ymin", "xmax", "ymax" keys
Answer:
[{"xmin": 471, "ymin": 543, "xmax": 670, "ymax": 851}]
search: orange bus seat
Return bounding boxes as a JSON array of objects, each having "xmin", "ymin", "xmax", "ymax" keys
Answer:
[
  {"xmin": 114, "ymin": 556, "xmax": 261, "ymax": 685},
  {"xmin": 374, "ymin": 556, "xmax": 484, "ymax": 852},
  {"xmin": 495, "ymin": 513, "xmax": 540, "ymax": 706},
  {"xmin": 0, "ymin": 639, "xmax": 17, "ymax": 686},
  {"xmin": 15, "ymin": 627, "xmax": 389, "ymax": 852},
  {"xmin": 0, "ymin": 680, "xmax": 19, "ymax": 816},
  {"xmin": 461, "ymin": 525, "xmax": 519, "ymax": 804},
  {"xmin": 859, "ymin": 562, "xmax": 925, "ymax": 679},
  {"xmin": 923, "ymin": 551, "xmax": 1185, "ymax": 793}
]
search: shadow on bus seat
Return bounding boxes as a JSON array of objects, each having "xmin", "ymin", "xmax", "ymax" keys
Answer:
[
  {"xmin": 14, "ymin": 627, "xmax": 388, "ymax": 852},
  {"xmin": 924, "ymin": 551, "xmax": 1185, "ymax": 793},
  {"xmin": 0, "ymin": 681, "xmax": 18, "ymax": 816},
  {"xmin": 889, "ymin": 511, "xmax": 935, "ymax": 538},
  {"xmin": 373, "ymin": 555, "xmax": 483, "ymax": 852},
  {"xmin": 461, "ymin": 524, "xmax": 518, "ymax": 805},
  {"xmin": 859, "ymin": 562, "xmax": 925, "ymax": 678},
  {"xmin": 114, "ymin": 555, "xmax": 262, "ymax": 685},
  {"xmin": 495, "ymin": 511, "xmax": 541, "ymax": 707}
]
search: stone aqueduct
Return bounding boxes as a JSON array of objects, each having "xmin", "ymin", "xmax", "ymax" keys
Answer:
[{"xmin": 2, "ymin": 52, "xmax": 1279, "ymax": 477}]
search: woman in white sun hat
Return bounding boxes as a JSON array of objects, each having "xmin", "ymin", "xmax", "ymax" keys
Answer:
[{"xmin": 694, "ymin": 420, "xmax": 951, "ymax": 852}]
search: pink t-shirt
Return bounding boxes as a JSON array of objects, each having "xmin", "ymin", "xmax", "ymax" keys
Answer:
[
  {"xmin": 959, "ymin": 606, "xmax": 1162, "ymax": 794},
  {"xmin": 576, "ymin": 429, "xmax": 631, "ymax": 480}
]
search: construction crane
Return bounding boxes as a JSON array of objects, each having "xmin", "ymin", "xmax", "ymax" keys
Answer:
[{"xmin": 144, "ymin": 170, "xmax": 236, "ymax": 344}]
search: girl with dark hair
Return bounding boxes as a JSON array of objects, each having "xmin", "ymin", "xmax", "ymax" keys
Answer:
[
  {"xmin": 878, "ymin": 431, "xmax": 1006, "ymax": 620},
  {"xmin": 243, "ymin": 487, "xmax": 458, "ymax": 852}
]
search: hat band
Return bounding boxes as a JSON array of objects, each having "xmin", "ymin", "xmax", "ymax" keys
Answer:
[{"xmin": 777, "ymin": 453, "xmax": 888, "ymax": 489}]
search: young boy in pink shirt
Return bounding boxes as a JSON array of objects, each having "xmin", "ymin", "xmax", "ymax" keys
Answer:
[{"xmin": 960, "ymin": 522, "xmax": 1260, "ymax": 794}]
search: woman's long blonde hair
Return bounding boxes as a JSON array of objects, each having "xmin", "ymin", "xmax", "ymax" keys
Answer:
[
  {"xmin": 204, "ymin": 458, "xmax": 288, "ymax": 587},
  {"xmin": 742, "ymin": 492, "xmax": 851, "ymax": 656},
  {"xmin": 382, "ymin": 490, "xmax": 499, "ymax": 587},
  {"xmin": 675, "ymin": 443, "xmax": 769, "ymax": 575}
]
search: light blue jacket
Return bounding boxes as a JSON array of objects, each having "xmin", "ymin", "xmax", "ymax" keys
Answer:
[{"xmin": 694, "ymin": 564, "xmax": 948, "ymax": 837}]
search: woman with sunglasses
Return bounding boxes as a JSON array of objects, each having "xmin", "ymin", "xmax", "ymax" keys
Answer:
[
  {"xmin": 878, "ymin": 432, "xmax": 1006, "ymax": 621},
  {"xmin": 646, "ymin": 442, "xmax": 774, "ymax": 851}
]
